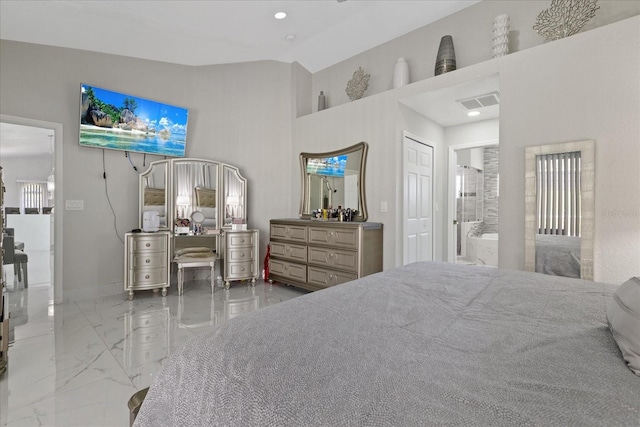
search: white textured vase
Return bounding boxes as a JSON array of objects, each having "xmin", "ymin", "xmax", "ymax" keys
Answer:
[
  {"xmin": 393, "ymin": 57, "xmax": 409, "ymax": 88},
  {"xmin": 492, "ymin": 14, "xmax": 510, "ymax": 58}
]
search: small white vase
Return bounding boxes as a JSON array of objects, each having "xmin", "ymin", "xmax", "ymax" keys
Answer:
[
  {"xmin": 393, "ymin": 57, "xmax": 409, "ymax": 88},
  {"xmin": 492, "ymin": 14, "xmax": 510, "ymax": 58}
]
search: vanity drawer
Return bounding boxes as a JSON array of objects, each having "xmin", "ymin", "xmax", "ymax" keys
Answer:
[
  {"xmin": 270, "ymin": 241, "xmax": 307, "ymax": 263},
  {"xmin": 270, "ymin": 223, "xmax": 307, "ymax": 243},
  {"xmin": 226, "ymin": 261, "xmax": 257, "ymax": 279},
  {"xmin": 130, "ymin": 235, "xmax": 167, "ymax": 253},
  {"xmin": 308, "ymin": 226, "xmax": 359, "ymax": 250},
  {"xmin": 129, "ymin": 310, "xmax": 168, "ymax": 330},
  {"xmin": 308, "ymin": 246, "xmax": 358, "ymax": 273},
  {"xmin": 130, "ymin": 253, "xmax": 166, "ymax": 269},
  {"xmin": 307, "ymin": 266, "xmax": 357, "ymax": 288},
  {"xmin": 226, "ymin": 247, "xmax": 256, "ymax": 262},
  {"xmin": 226, "ymin": 232, "xmax": 256, "ymax": 248},
  {"xmin": 269, "ymin": 259, "xmax": 307, "ymax": 283},
  {"xmin": 129, "ymin": 268, "xmax": 168, "ymax": 287}
]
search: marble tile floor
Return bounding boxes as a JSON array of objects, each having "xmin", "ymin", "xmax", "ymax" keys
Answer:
[{"xmin": 1, "ymin": 258, "xmax": 308, "ymax": 427}]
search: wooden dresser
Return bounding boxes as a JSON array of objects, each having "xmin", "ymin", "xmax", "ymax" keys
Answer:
[
  {"xmin": 124, "ymin": 231, "xmax": 171, "ymax": 300},
  {"xmin": 268, "ymin": 219, "xmax": 382, "ymax": 292}
]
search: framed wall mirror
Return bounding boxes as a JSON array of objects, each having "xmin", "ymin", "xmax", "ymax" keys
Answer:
[
  {"xmin": 524, "ymin": 140, "xmax": 595, "ymax": 280},
  {"xmin": 299, "ymin": 142, "xmax": 368, "ymax": 221},
  {"xmin": 140, "ymin": 161, "xmax": 168, "ymax": 229}
]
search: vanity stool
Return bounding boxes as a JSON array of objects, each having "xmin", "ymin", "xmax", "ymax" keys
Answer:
[{"xmin": 173, "ymin": 247, "xmax": 217, "ymax": 295}]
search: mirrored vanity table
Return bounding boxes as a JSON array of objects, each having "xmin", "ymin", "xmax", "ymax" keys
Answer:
[
  {"xmin": 269, "ymin": 143, "xmax": 383, "ymax": 292},
  {"xmin": 125, "ymin": 158, "xmax": 255, "ymax": 299}
]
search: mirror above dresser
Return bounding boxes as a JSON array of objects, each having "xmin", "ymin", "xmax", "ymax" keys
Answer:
[
  {"xmin": 299, "ymin": 142, "xmax": 369, "ymax": 221},
  {"xmin": 269, "ymin": 142, "xmax": 382, "ymax": 292}
]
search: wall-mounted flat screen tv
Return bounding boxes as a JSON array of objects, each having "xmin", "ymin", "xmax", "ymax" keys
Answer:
[
  {"xmin": 79, "ymin": 83, "xmax": 188, "ymax": 157},
  {"xmin": 306, "ymin": 155, "xmax": 348, "ymax": 177}
]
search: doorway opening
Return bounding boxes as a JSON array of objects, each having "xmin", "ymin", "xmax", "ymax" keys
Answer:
[
  {"xmin": 448, "ymin": 143, "xmax": 499, "ymax": 267},
  {"xmin": 0, "ymin": 115, "xmax": 63, "ymax": 309}
]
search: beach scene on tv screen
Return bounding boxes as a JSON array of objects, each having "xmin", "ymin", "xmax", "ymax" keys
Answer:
[
  {"xmin": 307, "ymin": 155, "xmax": 347, "ymax": 177},
  {"xmin": 80, "ymin": 84, "xmax": 188, "ymax": 157}
]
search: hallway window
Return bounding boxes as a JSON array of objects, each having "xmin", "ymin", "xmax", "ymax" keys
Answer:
[{"xmin": 19, "ymin": 181, "xmax": 47, "ymax": 213}]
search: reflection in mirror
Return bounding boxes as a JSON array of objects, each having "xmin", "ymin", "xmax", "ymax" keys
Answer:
[
  {"xmin": 223, "ymin": 165, "xmax": 246, "ymax": 225},
  {"xmin": 175, "ymin": 161, "xmax": 218, "ymax": 229},
  {"xmin": 140, "ymin": 161, "xmax": 168, "ymax": 228},
  {"xmin": 300, "ymin": 142, "xmax": 368, "ymax": 221},
  {"xmin": 525, "ymin": 140, "xmax": 594, "ymax": 280}
]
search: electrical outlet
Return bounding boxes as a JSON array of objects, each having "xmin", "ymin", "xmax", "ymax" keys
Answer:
[
  {"xmin": 381, "ymin": 201, "xmax": 388, "ymax": 212},
  {"xmin": 65, "ymin": 200, "xmax": 84, "ymax": 210}
]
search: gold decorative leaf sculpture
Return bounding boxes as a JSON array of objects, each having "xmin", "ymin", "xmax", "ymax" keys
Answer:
[
  {"xmin": 345, "ymin": 67, "xmax": 370, "ymax": 101},
  {"xmin": 533, "ymin": 0, "xmax": 599, "ymax": 41}
]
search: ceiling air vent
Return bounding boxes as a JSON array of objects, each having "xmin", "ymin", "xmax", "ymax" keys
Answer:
[{"xmin": 456, "ymin": 92, "xmax": 500, "ymax": 111}]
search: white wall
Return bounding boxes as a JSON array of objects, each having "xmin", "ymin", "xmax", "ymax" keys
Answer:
[
  {"xmin": 0, "ymin": 42, "xmax": 293, "ymax": 297},
  {"xmin": 293, "ymin": 17, "xmax": 640, "ymax": 284},
  {"xmin": 498, "ymin": 18, "xmax": 640, "ymax": 284}
]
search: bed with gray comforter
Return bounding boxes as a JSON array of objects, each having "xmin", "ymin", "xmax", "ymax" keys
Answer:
[{"xmin": 134, "ymin": 261, "xmax": 639, "ymax": 426}]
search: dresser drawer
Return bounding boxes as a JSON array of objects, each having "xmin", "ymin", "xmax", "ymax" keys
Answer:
[
  {"xmin": 270, "ymin": 223, "xmax": 307, "ymax": 243},
  {"xmin": 226, "ymin": 247, "xmax": 256, "ymax": 263},
  {"xmin": 308, "ymin": 246, "xmax": 358, "ymax": 273},
  {"xmin": 307, "ymin": 266, "xmax": 357, "ymax": 288},
  {"xmin": 227, "ymin": 232, "xmax": 256, "ymax": 248},
  {"xmin": 129, "ymin": 268, "xmax": 168, "ymax": 287},
  {"xmin": 130, "ymin": 253, "xmax": 167, "ymax": 269},
  {"xmin": 308, "ymin": 226, "xmax": 359, "ymax": 249},
  {"xmin": 269, "ymin": 259, "xmax": 307, "ymax": 282},
  {"xmin": 270, "ymin": 241, "xmax": 307, "ymax": 263},
  {"xmin": 130, "ymin": 235, "xmax": 167, "ymax": 253},
  {"xmin": 226, "ymin": 261, "xmax": 257, "ymax": 279}
]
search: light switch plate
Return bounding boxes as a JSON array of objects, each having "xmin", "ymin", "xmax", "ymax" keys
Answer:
[
  {"xmin": 65, "ymin": 200, "xmax": 84, "ymax": 210},
  {"xmin": 381, "ymin": 201, "xmax": 388, "ymax": 212}
]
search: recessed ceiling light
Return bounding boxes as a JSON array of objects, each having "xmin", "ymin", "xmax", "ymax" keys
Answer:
[
  {"xmin": 274, "ymin": 12, "xmax": 287, "ymax": 20},
  {"xmin": 285, "ymin": 34, "xmax": 296, "ymax": 41},
  {"xmin": 467, "ymin": 111, "xmax": 481, "ymax": 117}
]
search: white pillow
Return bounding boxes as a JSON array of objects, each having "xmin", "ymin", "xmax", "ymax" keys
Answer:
[{"xmin": 607, "ymin": 277, "xmax": 640, "ymax": 375}]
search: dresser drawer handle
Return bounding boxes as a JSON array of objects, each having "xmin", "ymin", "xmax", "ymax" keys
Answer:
[
  {"xmin": 145, "ymin": 275, "xmax": 150, "ymax": 279},
  {"xmin": 241, "ymin": 267, "xmax": 245, "ymax": 271},
  {"xmin": 240, "ymin": 239, "xmax": 245, "ymax": 243},
  {"xmin": 145, "ymin": 259, "xmax": 151, "ymax": 263},
  {"xmin": 240, "ymin": 253, "xmax": 245, "ymax": 257},
  {"xmin": 146, "ymin": 243, "xmax": 151, "ymax": 247}
]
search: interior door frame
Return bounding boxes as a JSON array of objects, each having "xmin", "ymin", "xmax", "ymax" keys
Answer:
[
  {"xmin": 447, "ymin": 140, "xmax": 498, "ymax": 263},
  {"xmin": 402, "ymin": 130, "xmax": 435, "ymax": 265},
  {"xmin": 1, "ymin": 114, "xmax": 64, "ymax": 304}
]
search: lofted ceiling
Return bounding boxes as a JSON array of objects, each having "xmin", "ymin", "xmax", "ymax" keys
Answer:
[
  {"xmin": 1, "ymin": 0, "xmax": 493, "ymax": 157},
  {"xmin": 0, "ymin": 1, "xmax": 479, "ymax": 73}
]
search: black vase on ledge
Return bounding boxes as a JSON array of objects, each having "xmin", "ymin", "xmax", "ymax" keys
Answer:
[{"xmin": 435, "ymin": 35, "xmax": 456, "ymax": 76}]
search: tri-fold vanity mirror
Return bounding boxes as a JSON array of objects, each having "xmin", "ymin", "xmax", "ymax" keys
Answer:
[
  {"xmin": 139, "ymin": 158, "xmax": 247, "ymax": 241},
  {"xmin": 299, "ymin": 141, "xmax": 369, "ymax": 221}
]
